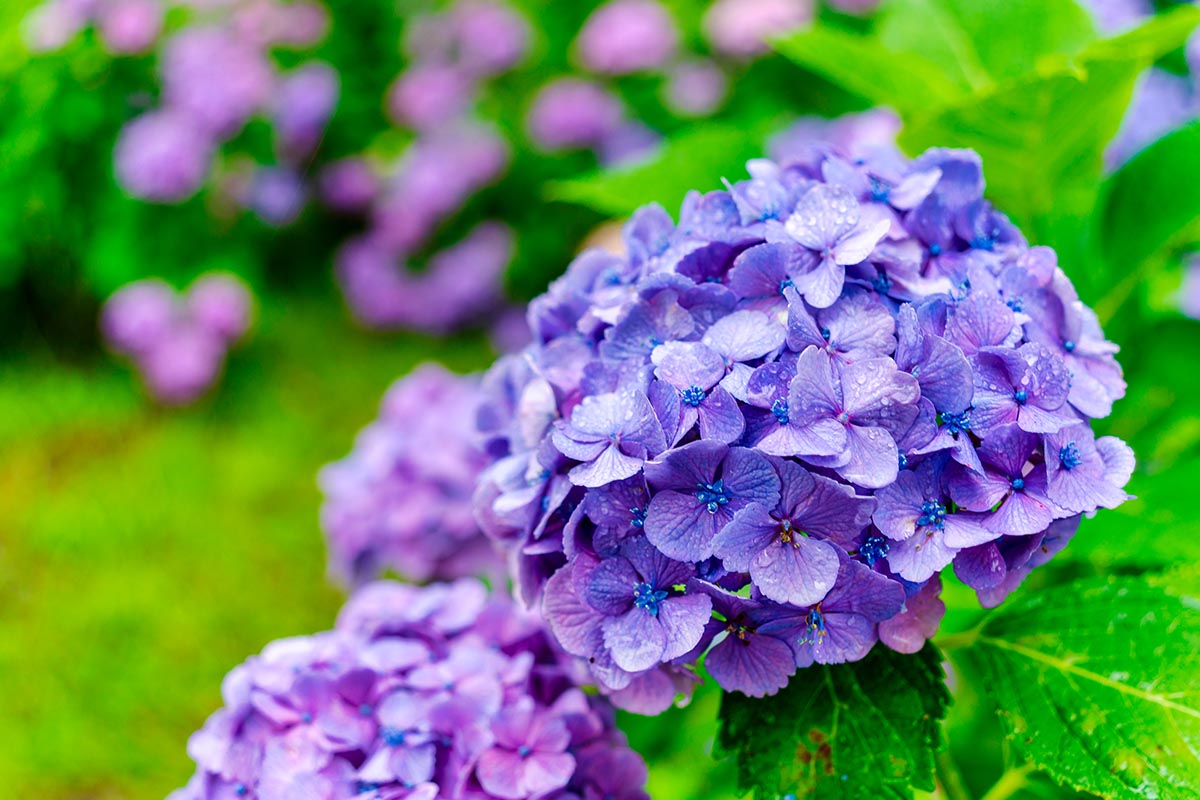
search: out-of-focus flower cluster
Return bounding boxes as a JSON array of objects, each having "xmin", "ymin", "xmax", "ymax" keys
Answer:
[
  {"xmin": 170, "ymin": 578, "xmax": 650, "ymax": 800},
  {"xmin": 328, "ymin": 0, "xmax": 527, "ymax": 335},
  {"xmin": 319, "ymin": 364, "xmax": 500, "ymax": 588},
  {"xmin": 473, "ymin": 140, "xmax": 1133, "ymax": 706},
  {"xmin": 29, "ymin": 0, "xmax": 336, "ymax": 214},
  {"xmin": 101, "ymin": 273, "xmax": 253, "ymax": 405}
]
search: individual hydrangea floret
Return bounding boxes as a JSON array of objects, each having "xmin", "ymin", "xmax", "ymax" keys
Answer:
[
  {"xmin": 319, "ymin": 364, "xmax": 501, "ymax": 588},
  {"xmin": 169, "ymin": 578, "xmax": 651, "ymax": 800},
  {"xmin": 473, "ymin": 139, "xmax": 1133, "ymax": 705},
  {"xmin": 101, "ymin": 273, "xmax": 254, "ymax": 405}
]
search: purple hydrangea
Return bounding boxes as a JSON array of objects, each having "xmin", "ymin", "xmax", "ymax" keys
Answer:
[
  {"xmin": 97, "ymin": 0, "xmax": 163, "ymax": 54},
  {"xmin": 114, "ymin": 110, "xmax": 215, "ymax": 203},
  {"xmin": 663, "ymin": 60, "xmax": 729, "ymax": 118},
  {"xmin": 575, "ymin": 0, "xmax": 680, "ymax": 75},
  {"xmin": 527, "ymin": 78, "xmax": 626, "ymax": 152},
  {"xmin": 162, "ymin": 26, "xmax": 276, "ymax": 140},
  {"xmin": 1180, "ymin": 255, "xmax": 1200, "ymax": 321},
  {"xmin": 473, "ymin": 143, "xmax": 1133, "ymax": 703},
  {"xmin": 319, "ymin": 365, "xmax": 501, "ymax": 587},
  {"xmin": 169, "ymin": 579, "xmax": 650, "ymax": 800},
  {"xmin": 701, "ymin": 0, "xmax": 814, "ymax": 58},
  {"xmin": 102, "ymin": 273, "xmax": 254, "ymax": 405}
]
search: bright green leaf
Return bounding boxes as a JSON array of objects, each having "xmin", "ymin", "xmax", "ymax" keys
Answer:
[
  {"xmin": 715, "ymin": 644, "xmax": 950, "ymax": 799},
  {"xmin": 1096, "ymin": 123, "xmax": 1200, "ymax": 281},
  {"xmin": 547, "ymin": 123, "xmax": 773, "ymax": 217},
  {"xmin": 898, "ymin": 58, "xmax": 1141, "ymax": 249},
  {"xmin": 956, "ymin": 577, "xmax": 1200, "ymax": 800},
  {"xmin": 1081, "ymin": 4, "xmax": 1200, "ymax": 63},
  {"xmin": 772, "ymin": 25, "xmax": 965, "ymax": 115},
  {"xmin": 879, "ymin": 0, "xmax": 1096, "ymax": 86}
]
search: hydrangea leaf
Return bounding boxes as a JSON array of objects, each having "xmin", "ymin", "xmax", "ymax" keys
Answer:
[
  {"xmin": 547, "ymin": 122, "xmax": 773, "ymax": 217},
  {"xmin": 771, "ymin": 25, "xmax": 966, "ymax": 115},
  {"xmin": 897, "ymin": 59, "xmax": 1141, "ymax": 259},
  {"xmin": 715, "ymin": 643, "xmax": 949, "ymax": 799},
  {"xmin": 879, "ymin": 0, "xmax": 1097, "ymax": 86},
  {"xmin": 956, "ymin": 576, "xmax": 1200, "ymax": 800},
  {"xmin": 1096, "ymin": 123, "xmax": 1200, "ymax": 283}
]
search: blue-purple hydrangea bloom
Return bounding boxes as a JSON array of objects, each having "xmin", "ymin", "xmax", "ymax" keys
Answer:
[
  {"xmin": 319, "ymin": 365, "xmax": 501, "ymax": 587},
  {"xmin": 101, "ymin": 273, "xmax": 254, "ymax": 405},
  {"xmin": 170, "ymin": 579, "xmax": 650, "ymax": 800},
  {"xmin": 474, "ymin": 142, "xmax": 1133, "ymax": 705}
]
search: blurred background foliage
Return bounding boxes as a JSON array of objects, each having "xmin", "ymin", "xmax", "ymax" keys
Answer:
[{"xmin": 2, "ymin": 0, "xmax": 1200, "ymax": 798}]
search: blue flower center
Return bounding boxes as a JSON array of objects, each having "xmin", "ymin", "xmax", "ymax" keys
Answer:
[
  {"xmin": 802, "ymin": 608, "xmax": 827, "ymax": 645},
  {"xmin": 235, "ymin": 785, "xmax": 248, "ymax": 798},
  {"xmin": 1014, "ymin": 388, "xmax": 1028, "ymax": 404},
  {"xmin": 971, "ymin": 235, "xmax": 995, "ymax": 251},
  {"xmin": 1063, "ymin": 339, "xmax": 1076, "ymax": 352},
  {"xmin": 629, "ymin": 506, "xmax": 647, "ymax": 528},
  {"xmin": 771, "ymin": 397, "xmax": 790, "ymax": 425},
  {"xmin": 680, "ymin": 385, "xmax": 706, "ymax": 407},
  {"xmin": 696, "ymin": 480, "xmax": 731, "ymax": 513},
  {"xmin": 779, "ymin": 278, "xmax": 794, "ymax": 295},
  {"xmin": 357, "ymin": 782, "xmax": 382, "ymax": 795},
  {"xmin": 859, "ymin": 535, "xmax": 889, "ymax": 566},
  {"xmin": 633, "ymin": 581, "xmax": 668, "ymax": 616},
  {"xmin": 518, "ymin": 745, "xmax": 533, "ymax": 758},
  {"xmin": 1006, "ymin": 296, "xmax": 1024, "ymax": 313},
  {"xmin": 382, "ymin": 727, "xmax": 407, "ymax": 747},
  {"xmin": 1010, "ymin": 477, "xmax": 1025, "ymax": 491},
  {"xmin": 917, "ymin": 500, "xmax": 947, "ymax": 530},
  {"xmin": 301, "ymin": 712, "xmax": 313, "ymax": 724},
  {"xmin": 940, "ymin": 410, "xmax": 971, "ymax": 436},
  {"xmin": 359, "ymin": 703, "xmax": 373, "ymax": 716},
  {"xmin": 898, "ymin": 452, "xmax": 909, "ymax": 470},
  {"xmin": 869, "ymin": 177, "xmax": 891, "ymax": 204},
  {"xmin": 1059, "ymin": 442, "xmax": 1083, "ymax": 470},
  {"xmin": 929, "ymin": 243, "xmax": 942, "ymax": 256},
  {"xmin": 873, "ymin": 271, "xmax": 892, "ymax": 294},
  {"xmin": 820, "ymin": 327, "xmax": 831, "ymax": 342}
]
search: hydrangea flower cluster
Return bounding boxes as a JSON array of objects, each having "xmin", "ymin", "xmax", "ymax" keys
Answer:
[
  {"xmin": 101, "ymin": 273, "xmax": 253, "ymax": 405},
  {"xmin": 329, "ymin": 0, "xmax": 528, "ymax": 334},
  {"xmin": 170, "ymin": 578, "xmax": 650, "ymax": 800},
  {"xmin": 474, "ymin": 143, "xmax": 1134, "ymax": 703},
  {"xmin": 25, "ymin": 0, "xmax": 164, "ymax": 54},
  {"xmin": 319, "ymin": 365, "xmax": 500, "ymax": 588},
  {"xmin": 29, "ymin": 0, "xmax": 335, "ymax": 212}
]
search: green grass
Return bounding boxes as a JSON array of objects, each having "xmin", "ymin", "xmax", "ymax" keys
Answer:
[
  {"xmin": 0, "ymin": 301, "xmax": 494, "ymax": 798},
  {"xmin": 0, "ymin": 300, "xmax": 742, "ymax": 800}
]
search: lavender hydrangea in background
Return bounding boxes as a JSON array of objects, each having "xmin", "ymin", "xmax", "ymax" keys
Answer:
[
  {"xmin": 101, "ymin": 273, "xmax": 253, "ymax": 405},
  {"xmin": 319, "ymin": 365, "xmax": 501, "ymax": 588},
  {"xmin": 170, "ymin": 578, "xmax": 650, "ymax": 800},
  {"xmin": 473, "ymin": 139, "xmax": 1133, "ymax": 706}
]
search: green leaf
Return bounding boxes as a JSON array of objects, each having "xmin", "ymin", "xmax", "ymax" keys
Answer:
[
  {"xmin": 547, "ymin": 123, "xmax": 773, "ymax": 217},
  {"xmin": 878, "ymin": 0, "xmax": 1096, "ymax": 86},
  {"xmin": 1081, "ymin": 4, "xmax": 1200, "ymax": 63},
  {"xmin": 715, "ymin": 644, "xmax": 950, "ymax": 799},
  {"xmin": 898, "ymin": 58, "xmax": 1141, "ymax": 247},
  {"xmin": 1096, "ymin": 123, "xmax": 1200, "ymax": 280},
  {"xmin": 956, "ymin": 576, "xmax": 1200, "ymax": 800},
  {"xmin": 771, "ymin": 25, "xmax": 965, "ymax": 115}
]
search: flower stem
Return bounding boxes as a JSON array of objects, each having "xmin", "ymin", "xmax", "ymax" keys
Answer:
[
  {"xmin": 979, "ymin": 763, "xmax": 1035, "ymax": 800},
  {"xmin": 935, "ymin": 749, "xmax": 972, "ymax": 800}
]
